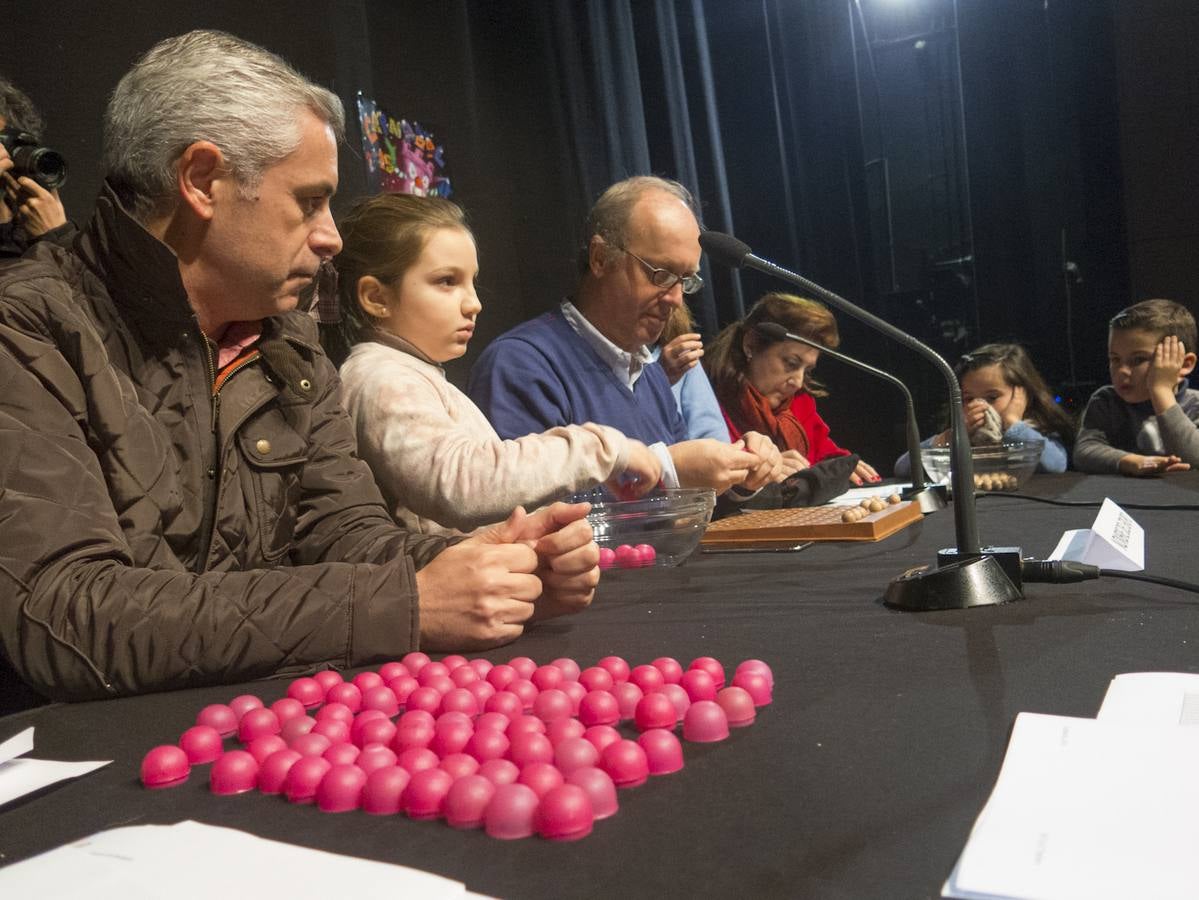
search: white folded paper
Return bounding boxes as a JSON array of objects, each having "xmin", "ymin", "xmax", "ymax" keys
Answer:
[
  {"xmin": 1047, "ymin": 497, "xmax": 1144, "ymax": 571},
  {"xmin": 1097, "ymin": 671, "xmax": 1199, "ymax": 726},
  {"xmin": 0, "ymin": 726, "xmax": 111, "ymax": 808}
]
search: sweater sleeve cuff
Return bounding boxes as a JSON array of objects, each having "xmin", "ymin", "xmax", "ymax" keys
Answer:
[{"xmin": 650, "ymin": 442, "xmax": 679, "ymax": 488}]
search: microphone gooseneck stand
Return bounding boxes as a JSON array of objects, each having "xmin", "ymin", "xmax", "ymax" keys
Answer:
[
  {"xmin": 701, "ymin": 230, "xmax": 1022, "ymax": 611},
  {"xmin": 753, "ymin": 322, "xmax": 946, "ymax": 514}
]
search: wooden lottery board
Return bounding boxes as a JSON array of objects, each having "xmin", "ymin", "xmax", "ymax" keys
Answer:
[{"xmin": 700, "ymin": 500, "xmax": 923, "ymax": 548}]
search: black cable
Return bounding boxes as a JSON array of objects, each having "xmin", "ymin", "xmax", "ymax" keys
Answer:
[
  {"xmin": 975, "ymin": 491, "xmax": 1199, "ymax": 511},
  {"xmin": 1097, "ymin": 569, "xmax": 1199, "ymax": 596},
  {"xmin": 1020, "ymin": 560, "xmax": 1199, "ymax": 595}
]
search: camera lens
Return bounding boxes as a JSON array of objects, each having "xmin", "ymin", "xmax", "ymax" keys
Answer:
[{"xmin": 15, "ymin": 146, "xmax": 68, "ymax": 191}]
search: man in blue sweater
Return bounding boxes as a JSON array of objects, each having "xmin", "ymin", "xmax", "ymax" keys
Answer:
[{"xmin": 469, "ymin": 176, "xmax": 780, "ymax": 494}]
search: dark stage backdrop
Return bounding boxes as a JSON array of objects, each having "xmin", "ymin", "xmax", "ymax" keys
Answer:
[{"xmin": 2, "ymin": 0, "xmax": 1168, "ymax": 473}]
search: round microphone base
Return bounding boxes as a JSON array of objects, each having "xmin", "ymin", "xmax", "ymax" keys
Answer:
[
  {"xmin": 903, "ymin": 484, "xmax": 948, "ymax": 514},
  {"xmin": 883, "ymin": 554, "xmax": 1022, "ymax": 611}
]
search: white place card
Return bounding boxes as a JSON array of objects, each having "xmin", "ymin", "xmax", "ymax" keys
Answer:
[{"xmin": 1047, "ymin": 497, "xmax": 1143, "ymax": 572}]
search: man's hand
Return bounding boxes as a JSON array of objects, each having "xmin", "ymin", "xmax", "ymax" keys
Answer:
[
  {"xmin": 0, "ymin": 145, "xmax": 13, "ymax": 225},
  {"xmin": 9, "ymin": 176, "xmax": 67, "ymax": 237},
  {"xmin": 493, "ymin": 502, "xmax": 600, "ymax": 622},
  {"xmin": 1148, "ymin": 336, "xmax": 1187, "ymax": 414},
  {"xmin": 659, "ymin": 332, "xmax": 704, "ymax": 385},
  {"xmin": 777, "ymin": 448, "xmax": 810, "ymax": 479},
  {"xmin": 1117, "ymin": 453, "xmax": 1190, "ymax": 477},
  {"xmin": 605, "ymin": 439, "xmax": 662, "ymax": 499},
  {"xmin": 669, "ymin": 439, "xmax": 760, "ymax": 493},
  {"xmin": 415, "ymin": 507, "xmax": 542, "ymax": 651},
  {"xmin": 738, "ymin": 431, "xmax": 784, "ymax": 491}
]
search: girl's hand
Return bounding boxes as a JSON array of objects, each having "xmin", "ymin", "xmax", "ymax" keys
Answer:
[
  {"xmin": 962, "ymin": 398, "xmax": 989, "ymax": 434},
  {"xmin": 1002, "ymin": 385, "xmax": 1028, "ymax": 429},
  {"xmin": 659, "ymin": 332, "xmax": 703, "ymax": 385}
]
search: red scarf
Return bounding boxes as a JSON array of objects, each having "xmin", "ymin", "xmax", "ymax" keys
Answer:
[{"xmin": 730, "ymin": 380, "xmax": 809, "ymax": 455}]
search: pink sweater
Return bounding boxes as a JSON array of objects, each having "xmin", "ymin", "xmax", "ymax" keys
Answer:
[{"xmin": 338, "ymin": 333, "xmax": 630, "ymax": 536}]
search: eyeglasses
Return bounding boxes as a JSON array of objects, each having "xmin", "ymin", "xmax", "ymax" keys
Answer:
[{"xmin": 617, "ymin": 246, "xmax": 704, "ymax": 295}]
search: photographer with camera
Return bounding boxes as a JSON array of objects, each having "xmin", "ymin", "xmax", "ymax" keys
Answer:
[{"xmin": 1, "ymin": 76, "xmax": 71, "ymax": 258}]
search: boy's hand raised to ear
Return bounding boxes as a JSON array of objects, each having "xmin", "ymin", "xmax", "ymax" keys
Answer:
[{"xmin": 1148, "ymin": 335, "xmax": 1193, "ymax": 414}]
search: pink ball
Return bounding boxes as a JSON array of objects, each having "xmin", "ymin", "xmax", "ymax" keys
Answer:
[
  {"xmin": 403, "ymin": 767, "xmax": 453, "ymax": 820},
  {"xmin": 546, "ymin": 717, "xmax": 586, "ymax": 746},
  {"xmin": 679, "ymin": 668, "xmax": 718, "ymax": 703},
  {"xmin": 316, "ymin": 763, "xmax": 366, "ymax": 813},
  {"xmin": 352, "ymin": 671, "xmax": 384, "ymax": 694},
  {"xmin": 629, "ymin": 664, "xmax": 666, "ymax": 694},
  {"xmin": 270, "ymin": 697, "xmax": 307, "ymax": 725},
  {"xmin": 615, "ymin": 544, "xmax": 640, "ymax": 569},
  {"xmin": 507, "ymin": 678, "xmax": 539, "ymax": 710},
  {"xmin": 391, "ymin": 719, "xmax": 434, "ymax": 754},
  {"xmin": 508, "ymin": 731, "xmax": 554, "ymax": 768},
  {"xmin": 350, "ymin": 710, "xmax": 389, "ymax": 737},
  {"xmin": 416, "ymin": 661, "xmax": 450, "ymax": 686},
  {"xmin": 531, "ymin": 664, "xmax": 564, "ymax": 692},
  {"xmin": 578, "ymin": 690, "xmax": 620, "ymax": 727},
  {"xmin": 141, "ymin": 745, "xmax": 190, "ymax": 789},
  {"xmin": 536, "ymin": 784, "xmax": 594, "ymax": 841},
  {"xmin": 400, "ymin": 651, "xmax": 431, "ymax": 674},
  {"xmin": 638, "ymin": 728, "xmax": 684, "ymax": 775},
  {"xmin": 439, "ymin": 687, "xmax": 479, "ymax": 718},
  {"xmin": 485, "ymin": 691, "xmax": 523, "ymax": 719},
  {"xmin": 398, "ymin": 708, "xmax": 436, "ymax": 730},
  {"xmin": 354, "ymin": 716, "xmax": 397, "ymax": 749},
  {"xmin": 613, "ymin": 681, "xmax": 644, "ymax": 720},
  {"xmin": 466, "ymin": 680, "xmax": 496, "ymax": 708},
  {"xmin": 209, "ymin": 749, "xmax": 258, "ymax": 795},
  {"xmin": 404, "ymin": 686, "xmax": 442, "ymax": 716},
  {"xmin": 518, "ymin": 761, "xmax": 565, "ymax": 798},
  {"xmin": 682, "ymin": 700, "xmax": 730, "ymax": 743},
  {"xmin": 532, "ymin": 689, "xmax": 572, "ymax": 723},
  {"xmin": 579, "ymin": 666, "xmax": 615, "ymax": 693},
  {"xmin": 439, "ymin": 752, "xmax": 480, "ymax": 781},
  {"xmin": 735, "ymin": 658, "xmax": 774, "ymax": 686},
  {"xmin": 657, "ymin": 683, "xmax": 692, "ymax": 719},
  {"xmin": 286, "ymin": 678, "xmax": 324, "ymax": 708},
  {"xmin": 598, "ymin": 547, "xmax": 617, "ymax": 569},
  {"xmin": 450, "ymin": 665, "xmax": 479, "ymax": 687},
  {"xmin": 386, "ymin": 675, "xmax": 419, "ymax": 705},
  {"xmin": 429, "ymin": 720, "xmax": 473, "ymax": 757},
  {"xmin": 506, "ymin": 714, "xmax": 547, "ymax": 739},
  {"xmin": 311, "ymin": 718, "xmax": 349, "ymax": 745},
  {"xmin": 507, "ymin": 656, "xmax": 537, "ymax": 680},
  {"xmin": 312, "ymin": 669, "xmax": 344, "ymax": 695},
  {"xmin": 478, "ymin": 758, "xmax": 521, "ymax": 786},
  {"xmin": 651, "ymin": 656, "xmax": 684, "ymax": 684},
  {"xmin": 468, "ymin": 658, "xmax": 494, "ymax": 679},
  {"xmin": 484, "ymin": 783, "xmax": 540, "ymax": 840},
  {"xmin": 279, "ymin": 715, "xmax": 316, "ymax": 744},
  {"xmin": 597, "ymin": 656, "xmax": 630, "ymax": 683},
  {"xmin": 378, "ymin": 661, "xmax": 409, "ymax": 682},
  {"xmin": 554, "ymin": 737, "xmax": 600, "ymax": 775},
  {"xmin": 356, "ymin": 743, "xmax": 398, "ymax": 776},
  {"xmin": 634, "ymin": 693, "xmax": 679, "ymax": 731},
  {"xmin": 716, "ymin": 686, "xmax": 757, "ymax": 726},
  {"xmin": 361, "ymin": 685, "xmax": 399, "ymax": 717},
  {"xmin": 322, "ymin": 742, "xmax": 360, "ymax": 767},
  {"xmin": 582, "ymin": 725, "xmax": 623, "ymax": 756},
  {"xmin": 475, "ymin": 712, "xmax": 511, "ymax": 733},
  {"xmin": 237, "ymin": 707, "xmax": 281, "ymax": 743},
  {"xmin": 444, "ymin": 774, "xmax": 496, "ymax": 830},
  {"xmin": 689, "ymin": 656, "xmax": 726, "ymax": 689},
  {"xmin": 257, "ymin": 748, "xmax": 302, "ymax": 794},
  {"xmin": 283, "ymin": 756, "xmax": 330, "ymax": 803},
  {"xmin": 289, "ymin": 733, "xmax": 332, "ymax": 757},
  {"xmin": 465, "ymin": 729, "xmax": 510, "ymax": 764},
  {"xmin": 195, "ymin": 704, "xmax": 238, "ymax": 737},
  {"xmin": 228, "ymin": 694, "xmax": 264, "ymax": 721},
  {"xmin": 600, "ymin": 739, "xmax": 649, "ymax": 788},
  {"xmin": 325, "ymin": 682, "xmax": 362, "ymax": 713},
  {"xmin": 178, "ymin": 725, "xmax": 223, "ymax": 765},
  {"xmin": 424, "ymin": 675, "xmax": 456, "ymax": 697},
  {"xmin": 633, "ymin": 543, "xmax": 657, "ymax": 566},
  {"xmin": 361, "ymin": 765, "xmax": 409, "ymax": 815},
  {"xmin": 435, "ymin": 710, "xmax": 474, "ymax": 734},
  {"xmin": 440, "ymin": 654, "xmax": 469, "ymax": 671},
  {"xmin": 486, "ymin": 664, "xmax": 518, "ymax": 691},
  {"xmin": 550, "ymin": 658, "xmax": 581, "ymax": 682},
  {"xmin": 397, "ymin": 747, "xmax": 440, "ymax": 775},
  {"xmin": 315, "ymin": 702, "xmax": 355, "ymax": 726},
  {"xmin": 732, "ymin": 671, "xmax": 773, "ymax": 706},
  {"xmin": 246, "ymin": 735, "xmax": 288, "ymax": 765},
  {"xmin": 566, "ymin": 766, "xmax": 619, "ymax": 820},
  {"xmin": 561, "ymin": 680, "xmax": 586, "ymax": 714}
]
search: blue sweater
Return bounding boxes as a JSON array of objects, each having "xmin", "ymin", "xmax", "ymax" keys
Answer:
[{"xmin": 468, "ymin": 309, "xmax": 687, "ymax": 445}]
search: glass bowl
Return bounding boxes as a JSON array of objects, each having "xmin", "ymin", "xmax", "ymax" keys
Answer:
[
  {"xmin": 920, "ymin": 439, "xmax": 1044, "ymax": 492},
  {"xmin": 585, "ymin": 488, "xmax": 717, "ymax": 568}
]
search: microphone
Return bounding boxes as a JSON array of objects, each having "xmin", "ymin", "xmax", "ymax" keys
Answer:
[
  {"xmin": 752, "ymin": 322, "xmax": 944, "ymax": 514},
  {"xmin": 701, "ymin": 230, "xmax": 1022, "ymax": 611}
]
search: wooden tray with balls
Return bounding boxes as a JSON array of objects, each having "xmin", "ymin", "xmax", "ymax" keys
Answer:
[{"xmin": 700, "ymin": 494, "xmax": 923, "ymax": 547}]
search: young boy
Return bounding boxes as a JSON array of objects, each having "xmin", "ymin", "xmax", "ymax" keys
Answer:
[{"xmin": 1074, "ymin": 298, "xmax": 1199, "ymax": 475}]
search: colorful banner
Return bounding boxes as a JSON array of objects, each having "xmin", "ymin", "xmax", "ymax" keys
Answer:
[{"xmin": 356, "ymin": 94, "xmax": 452, "ymax": 197}]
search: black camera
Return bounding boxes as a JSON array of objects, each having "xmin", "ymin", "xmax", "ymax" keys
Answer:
[{"xmin": 0, "ymin": 126, "xmax": 68, "ymax": 191}]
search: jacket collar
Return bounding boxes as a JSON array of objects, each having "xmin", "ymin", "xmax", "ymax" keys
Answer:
[{"xmin": 364, "ymin": 327, "xmax": 442, "ymax": 369}]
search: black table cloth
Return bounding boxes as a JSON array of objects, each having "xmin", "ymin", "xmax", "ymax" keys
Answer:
[{"xmin": 3, "ymin": 473, "xmax": 1198, "ymax": 899}]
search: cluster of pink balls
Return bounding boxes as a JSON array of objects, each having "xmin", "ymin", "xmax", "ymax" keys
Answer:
[
  {"xmin": 597, "ymin": 543, "xmax": 657, "ymax": 569},
  {"xmin": 140, "ymin": 653, "xmax": 773, "ymax": 842}
]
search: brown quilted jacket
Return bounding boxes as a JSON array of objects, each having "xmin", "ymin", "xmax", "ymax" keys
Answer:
[{"xmin": 0, "ymin": 185, "xmax": 451, "ymax": 702}]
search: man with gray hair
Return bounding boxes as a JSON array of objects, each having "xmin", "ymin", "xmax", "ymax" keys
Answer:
[
  {"xmin": 470, "ymin": 175, "xmax": 782, "ymax": 494},
  {"xmin": 0, "ymin": 75, "xmax": 71, "ymax": 257},
  {"xmin": 0, "ymin": 31, "xmax": 598, "ymax": 710}
]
